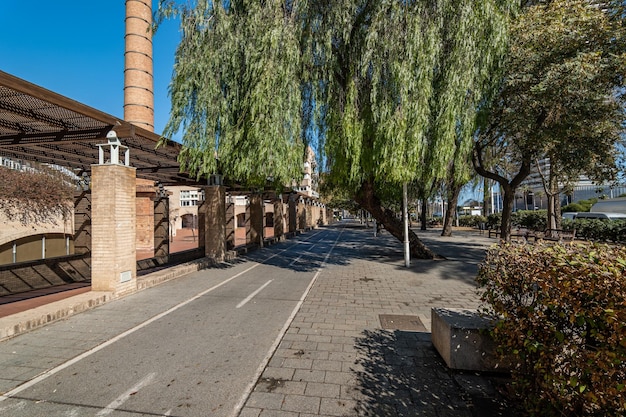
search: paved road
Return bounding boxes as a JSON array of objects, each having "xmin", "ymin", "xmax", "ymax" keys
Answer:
[{"xmin": 0, "ymin": 227, "xmax": 344, "ymax": 417}]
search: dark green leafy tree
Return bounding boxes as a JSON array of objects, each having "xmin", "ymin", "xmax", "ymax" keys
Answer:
[{"xmin": 473, "ymin": 0, "xmax": 626, "ymax": 240}]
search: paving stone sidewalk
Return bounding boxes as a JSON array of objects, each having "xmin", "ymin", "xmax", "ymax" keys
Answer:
[{"xmin": 239, "ymin": 223, "xmax": 512, "ymax": 417}]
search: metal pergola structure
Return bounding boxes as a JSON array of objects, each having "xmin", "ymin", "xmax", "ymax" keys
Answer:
[{"xmin": 0, "ymin": 70, "xmax": 200, "ymax": 186}]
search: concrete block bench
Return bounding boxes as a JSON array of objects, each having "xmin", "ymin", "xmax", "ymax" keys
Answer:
[{"xmin": 431, "ymin": 308, "xmax": 511, "ymax": 373}]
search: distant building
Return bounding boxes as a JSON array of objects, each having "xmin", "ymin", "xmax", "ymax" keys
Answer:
[
  {"xmin": 521, "ymin": 159, "xmax": 626, "ymax": 208},
  {"xmin": 164, "ymin": 186, "xmax": 205, "ymax": 236},
  {"xmin": 294, "ymin": 146, "xmax": 319, "ymax": 198}
]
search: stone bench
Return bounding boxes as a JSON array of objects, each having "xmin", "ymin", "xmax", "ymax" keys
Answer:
[{"xmin": 431, "ymin": 308, "xmax": 512, "ymax": 373}]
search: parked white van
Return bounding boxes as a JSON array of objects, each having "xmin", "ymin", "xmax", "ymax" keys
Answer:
[
  {"xmin": 574, "ymin": 212, "xmax": 626, "ymax": 220},
  {"xmin": 590, "ymin": 197, "xmax": 626, "ymax": 213}
]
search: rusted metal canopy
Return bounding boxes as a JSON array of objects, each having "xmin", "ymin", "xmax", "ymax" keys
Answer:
[{"xmin": 0, "ymin": 70, "xmax": 200, "ymax": 185}]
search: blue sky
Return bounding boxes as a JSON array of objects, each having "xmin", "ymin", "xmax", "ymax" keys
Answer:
[{"xmin": 0, "ymin": 1, "xmax": 180, "ymax": 138}]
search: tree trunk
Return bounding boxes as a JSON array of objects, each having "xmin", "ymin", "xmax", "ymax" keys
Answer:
[
  {"xmin": 355, "ymin": 180, "xmax": 438, "ymax": 259},
  {"xmin": 483, "ymin": 177, "xmax": 490, "ymax": 216},
  {"xmin": 442, "ymin": 184, "xmax": 461, "ymax": 237},
  {"xmin": 546, "ymin": 164, "xmax": 561, "ymax": 232},
  {"xmin": 500, "ymin": 183, "xmax": 515, "ymax": 241},
  {"xmin": 420, "ymin": 199, "xmax": 428, "ymax": 231}
]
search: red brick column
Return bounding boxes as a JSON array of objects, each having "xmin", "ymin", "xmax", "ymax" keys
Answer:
[
  {"xmin": 298, "ymin": 198, "xmax": 307, "ymax": 230},
  {"xmin": 91, "ymin": 164, "xmax": 137, "ymax": 295},
  {"xmin": 200, "ymin": 186, "xmax": 226, "ymax": 261}
]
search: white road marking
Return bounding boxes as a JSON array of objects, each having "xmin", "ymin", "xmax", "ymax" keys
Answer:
[
  {"xmin": 236, "ymin": 280, "xmax": 273, "ymax": 309},
  {"xmin": 96, "ymin": 372, "xmax": 156, "ymax": 416},
  {"xmin": 230, "ymin": 226, "xmax": 345, "ymax": 417},
  {"xmin": 0, "ymin": 229, "xmax": 326, "ymax": 408},
  {"xmin": 288, "ymin": 255, "xmax": 303, "ymax": 266},
  {"xmin": 0, "ymin": 262, "xmax": 265, "ymax": 403}
]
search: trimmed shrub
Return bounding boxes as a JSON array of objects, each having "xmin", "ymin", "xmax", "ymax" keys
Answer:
[
  {"xmin": 477, "ymin": 242, "xmax": 626, "ymax": 416},
  {"xmin": 562, "ymin": 198, "xmax": 598, "ymax": 213},
  {"xmin": 563, "ymin": 203, "xmax": 586, "ymax": 213},
  {"xmin": 572, "ymin": 219, "xmax": 626, "ymax": 243},
  {"xmin": 459, "ymin": 215, "xmax": 487, "ymax": 228},
  {"xmin": 512, "ymin": 209, "xmax": 547, "ymax": 230},
  {"xmin": 487, "ymin": 212, "xmax": 502, "ymax": 229}
]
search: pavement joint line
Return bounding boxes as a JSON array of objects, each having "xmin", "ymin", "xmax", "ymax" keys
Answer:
[
  {"xmin": 230, "ymin": 225, "xmax": 346, "ymax": 417},
  {"xmin": 0, "ymin": 233, "xmax": 315, "ymax": 403}
]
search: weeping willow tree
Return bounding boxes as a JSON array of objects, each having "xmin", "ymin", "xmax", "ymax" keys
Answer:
[
  {"xmin": 156, "ymin": 0, "xmax": 304, "ymax": 188},
  {"xmin": 157, "ymin": 0, "xmax": 515, "ymax": 258},
  {"xmin": 303, "ymin": 0, "xmax": 515, "ymax": 257}
]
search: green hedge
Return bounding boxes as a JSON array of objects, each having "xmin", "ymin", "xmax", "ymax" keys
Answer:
[
  {"xmin": 563, "ymin": 219, "xmax": 626, "ymax": 243},
  {"xmin": 459, "ymin": 215, "xmax": 487, "ymax": 227},
  {"xmin": 477, "ymin": 242, "xmax": 626, "ymax": 416},
  {"xmin": 512, "ymin": 209, "xmax": 548, "ymax": 230}
]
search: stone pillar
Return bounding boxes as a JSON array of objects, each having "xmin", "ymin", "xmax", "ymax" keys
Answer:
[
  {"xmin": 91, "ymin": 164, "xmax": 137, "ymax": 295},
  {"xmin": 273, "ymin": 197, "xmax": 284, "ymax": 241},
  {"xmin": 288, "ymin": 194, "xmax": 297, "ymax": 233},
  {"xmin": 153, "ymin": 194, "xmax": 169, "ymax": 258},
  {"xmin": 304, "ymin": 203, "xmax": 310, "ymax": 228},
  {"xmin": 225, "ymin": 195, "xmax": 235, "ymax": 250},
  {"xmin": 249, "ymin": 194, "xmax": 264, "ymax": 247},
  {"xmin": 201, "ymin": 186, "xmax": 226, "ymax": 261},
  {"xmin": 298, "ymin": 199, "xmax": 307, "ymax": 230}
]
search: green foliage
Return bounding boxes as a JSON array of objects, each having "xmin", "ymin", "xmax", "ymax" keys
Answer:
[
  {"xmin": 562, "ymin": 203, "xmax": 586, "ymax": 213},
  {"xmin": 511, "ymin": 209, "xmax": 547, "ymax": 230},
  {"xmin": 305, "ymin": 0, "xmax": 515, "ymax": 189},
  {"xmin": 156, "ymin": 0, "xmax": 304, "ymax": 187},
  {"xmin": 487, "ymin": 212, "xmax": 502, "ymax": 229},
  {"xmin": 458, "ymin": 215, "xmax": 487, "ymax": 228},
  {"xmin": 563, "ymin": 198, "xmax": 597, "ymax": 213},
  {"xmin": 503, "ymin": 0, "xmax": 626, "ymax": 182},
  {"xmin": 477, "ymin": 242, "xmax": 626, "ymax": 416},
  {"xmin": 571, "ymin": 219, "xmax": 626, "ymax": 243},
  {"xmin": 0, "ymin": 166, "xmax": 74, "ymax": 225},
  {"xmin": 473, "ymin": 0, "xmax": 626, "ymax": 238}
]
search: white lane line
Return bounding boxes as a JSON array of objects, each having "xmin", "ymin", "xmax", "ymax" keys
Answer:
[
  {"xmin": 288, "ymin": 255, "xmax": 303, "ymax": 266},
  {"xmin": 0, "ymin": 262, "xmax": 264, "ymax": 403},
  {"xmin": 0, "ymin": 229, "xmax": 325, "ymax": 404},
  {"xmin": 96, "ymin": 372, "xmax": 156, "ymax": 416},
  {"xmin": 230, "ymin": 226, "xmax": 345, "ymax": 417},
  {"xmin": 236, "ymin": 280, "xmax": 273, "ymax": 309}
]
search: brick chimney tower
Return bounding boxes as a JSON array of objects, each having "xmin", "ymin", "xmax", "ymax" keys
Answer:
[{"xmin": 124, "ymin": 0, "xmax": 154, "ymax": 131}]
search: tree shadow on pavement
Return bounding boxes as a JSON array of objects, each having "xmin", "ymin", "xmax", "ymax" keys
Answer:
[
  {"xmin": 353, "ymin": 329, "xmax": 515, "ymax": 417},
  {"xmin": 237, "ymin": 222, "xmax": 493, "ymax": 281}
]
